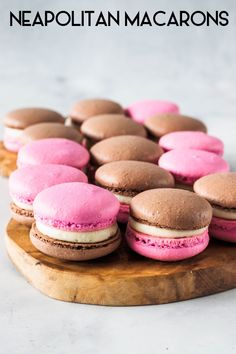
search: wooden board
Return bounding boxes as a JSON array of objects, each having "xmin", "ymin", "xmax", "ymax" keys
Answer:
[
  {"xmin": 0, "ymin": 141, "xmax": 17, "ymax": 177},
  {"xmin": 5, "ymin": 218, "xmax": 236, "ymax": 306}
]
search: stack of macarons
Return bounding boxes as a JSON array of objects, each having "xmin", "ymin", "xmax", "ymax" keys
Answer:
[{"xmin": 3, "ymin": 97, "xmax": 234, "ymax": 264}]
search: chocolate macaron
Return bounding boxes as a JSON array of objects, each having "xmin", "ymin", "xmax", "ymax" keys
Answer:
[
  {"xmin": 68, "ymin": 98, "xmax": 123, "ymax": 127},
  {"xmin": 144, "ymin": 113, "xmax": 207, "ymax": 140},
  {"xmin": 126, "ymin": 189, "xmax": 212, "ymax": 261},
  {"xmin": 21, "ymin": 122, "xmax": 82, "ymax": 144},
  {"xmin": 89, "ymin": 135, "xmax": 163, "ymax": 180},
  {"xmin": 81, "ymin": 114, "xmax": 147, "ymax": 148},
  {"xmin": 95, "ymin": 161, "xmax": 174, "ymax": 223},
  {"xmin": 3, "ymin": 107, "xmax": 64, "ymax": 152},
  {"xmin": 31, "ymin": 183, "xmax": 121, "ymax": 261},
  {"xmin": 194, "ymin": 173, "xmax": 236, "ymax": 243}
]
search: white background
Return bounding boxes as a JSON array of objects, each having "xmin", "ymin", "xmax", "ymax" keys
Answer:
[{"xmin": 0, "ymin": 0, "xmax": 236, "ymax": 353}]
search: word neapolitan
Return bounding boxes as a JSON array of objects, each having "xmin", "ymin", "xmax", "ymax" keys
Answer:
[{"xmin": 10, "ymin": 10, "xmax": 229, "ymax": 27}]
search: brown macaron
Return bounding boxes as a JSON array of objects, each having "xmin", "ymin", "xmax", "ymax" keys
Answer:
[
  {"xmin": 194, "ymin": 173, "xmax": 236, "ymax": 243},
  {"xmin": 90, "ymin": 135, "xmax": 163, "ymax": 167},
  {"xmin": 95, "ymin": 161, "xmax": 174, "ymax": 222},
  {"xmin": 3, "ymin": 107, "xmax": 65, "ymax": 152},
  {"xmin": 3, "ymin": 107, "xmax": 64, "ymax": 129},
  {"xmin": 21, "ymin": 122, "xmax": 82, "ymax": 144},
  {"xmin": 125, "ymin": 188, "xmax": 212, "ymax": 261},
  {"xmin": 81, "ymin": 114, "xmax": 147, "ymax": 148},
  {"xmin": 69, "ymin": 98, "xmax": 123, "ymax": 125},
  {"xmin": 144, "ymin": 113, "xmax": 207, "ymax": 139}
]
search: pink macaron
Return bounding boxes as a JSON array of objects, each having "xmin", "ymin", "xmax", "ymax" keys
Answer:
[
  {"xmin": 17, "ymin": 138, "xmax": 90, "ymax": 170},
  {"xmin": 30, "ymin": 182, "xmax": 121, "ymax": 260},
  {"xmin": 126, "ymin": 189, "xmax": 212, "ymax": 261},
  {"xmin": 159, "ymin": 131, "xmax": 224, "ymax": 156},
  {"xmin": 9, "ymin": 164, "xmax": 88, "ymax": 226},
  {"xmin": 159, "ymin": 149, "xmax": 229, "ymax": 189},
  {"xmin": 126, "ymin": 100, "xmax": 179, "ymax": 124}
]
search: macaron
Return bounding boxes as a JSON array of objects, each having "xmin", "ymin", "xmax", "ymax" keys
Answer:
[
  {"xmin": 95, "ymin": 161, "xmax": 174, "ymax": 223},
  {"xmin": 159, "ymin": 149, "xmax": 229, "ymax": 189},
  {"xmin": 194, "ymin": 173, "xmax": 236, "ymax": 243},
  {"xmin": 126, "ymin": 188, "xmax": 212, "ymax": 261},
  {"xmin": 3, "ymin": 107, "xmax": 64, "ymax": 152},
  {"xmin": 21, "ymin": 122, "xmax": 82, "ymax": 145},
  {"xmin": 159, "ymin": 131, "xmax": 224, "ymax": 156},
  {"xmin": 145, "ymin": 113, "xmax": 207, "ymax": 139},
  {"xmin": 9, "ymin": 164, "xmax": 88, "ymax": 226},
  {"xmin": 81, "ymin": 114, "xmax": 147, "ymax": 148},
  {"xmin": 17, "ymin": 138, "xmax": 90, "ymax": 170},
  {"xmin": 30, "ymin": 182, "xmax": 121, "ymax": 261},
  {"xmin": 126, "ymin": 100, "xmax": 179, "ymax": 124},
  {"xmin": 91, "ymin": 135, "xmax": 163, "ymax": 167},
  {"xmin": 68, "ymin": 98, "xmax": 123, "ymax": 126}
]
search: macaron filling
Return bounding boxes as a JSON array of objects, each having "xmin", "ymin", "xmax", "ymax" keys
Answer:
[
  {"xmin": 4, "ymin": 126, "xmax": 23, "ymax": 152},
  {"xmin": 35, "ymin": 221, "xmax": 118, "ymax": 243},
  {"xmin": 212, "ymin": 205, "xmax": 236, "ymax": 220},
  {"xmin": 129, "ymin": 217, "xmax": 208, "ymax": 238},
  {"xmin": 12, "ymin": 197, "xmax": 33, "ymax": 211}
]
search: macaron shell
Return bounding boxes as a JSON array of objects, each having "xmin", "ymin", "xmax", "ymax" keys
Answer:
[
  {"xmin": 209, "ymin": 217, "xmax": 236, "ymax": 243},
  {"xmin": 9, "ymin": 164, "xmax": 88, "ymax": 205},
  {"xmin": 21, "ymin": 122, "xmax": 82, "ymax": 144},
  {"xmin": 145, "ymin": 114, "xmax": 207, "ymax": 138},
  {"xmin": 159, "ymin": 149, "xmax": 229, "ymax": 183},
  {"xmin": 17, "ymin": 138, "xmax": 90, "ymax": 169},
  {"xmin": 193, "ymin": 173, "xmax": 236, "ymax": 208},
  {"xmin": 3, "ymin": 107, "xmax": 64, "ymax": 129},
  {"xmin": 81, "ymin": 114, "xmax": 147, "ymax": 140},
  {"xmin": 90, "ymin": 136, "xmax": 163, "ymax": 166},
  {"xmin": 33, "ymin": 182, "xmax": 120, "ymax": 231},
  {"xmin": 159, "ymin": 131, "xmax": 224, "ymax": 156},
  {"xmin": 70, "ymin": 99, "xmax": 123, "ymax": 122},
  {"xmin": 126, "ymin": 224, "xmax": 209, "ymax": 261},
  {"xmin": 30, "ymin": 223, "xmax": 121, "ymax": 261},
  {"xmin": 95, "ymin": 160, "xmax": 174, "ymax": 191},
  {"xmin": 126, "ymin": 100, "xmax": 179, "ymax": 124},
  {"xmin": 130, "ymin": 189, "xmax": 212, "ymax": 230}
]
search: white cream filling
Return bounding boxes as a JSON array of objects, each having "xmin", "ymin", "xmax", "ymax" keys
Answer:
[
  {"xmin": 4, "ymin": 127, "xmax": 23, "ymax": 138},
  {"xmin": 113, "ymin": 193, "xmax": 132, "ymax": 204},
  {"xmin": 36, "ymin": 221, "xmax": 118, "ymax": 243},
  {"xmin": 65, "ymin": 116, "xmax": 76, "ymax": 127},
  {"xmin": 129, "ymin": 217, "xmax": 207, "ymax": 238},
  {"xmin": 12, "ymin": 198, "xmax": 33, "ymax": 211},
  {"xmin": 213, "ymin": 207, "xmax": 236, "ymax": 220}
]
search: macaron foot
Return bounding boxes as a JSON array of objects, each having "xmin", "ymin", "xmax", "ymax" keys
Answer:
[{"xmin": 10, "ymin": 202, "xmax": 34, "ymax": 226}]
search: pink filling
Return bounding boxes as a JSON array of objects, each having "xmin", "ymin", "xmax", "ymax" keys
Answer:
[
  {"xmin": 117, "ymin": 203, "xmax": 130, "ymax": 223},
  {"xmin": 126, "ymin": 224, "xmax": 209, "ymax": 261},
  {"xmin": 209, "ymin": 216, "xmax": 236, "ymax": 243},
  {"xmin": 34, "ymin": 214, "xmax": 116, "ymax": 232}
]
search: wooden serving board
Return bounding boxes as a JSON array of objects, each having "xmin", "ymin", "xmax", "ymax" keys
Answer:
[
  {"xmin": 0, "ymin": 141, "xmax": 17, "ymax": 177},
  {"xmin": 5, "ymin": 218, "xmax": 236, "ymax": 306}
]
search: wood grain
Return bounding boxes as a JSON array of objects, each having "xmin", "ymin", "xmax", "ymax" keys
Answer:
[
  {"xmin": 0, "ymin": 141, "xmax": 17, "ymax": 177},
  {"xmin": 5, "ymin": 218, "xmax": 236, "ymax": 306}
]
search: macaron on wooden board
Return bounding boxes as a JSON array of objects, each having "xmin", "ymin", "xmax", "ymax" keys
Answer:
[
  {"xmin": 0, "ymin": 141, "xmax": 17, "ymax": 177},
  {"xmin": 6, "ymin": 218, "xmax": 236, "ymax": 306}
]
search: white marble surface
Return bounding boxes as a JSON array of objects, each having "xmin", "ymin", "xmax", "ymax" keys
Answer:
[{"xmin": 0, "ymin": 0, "xmax": 236, "ymax": 353}]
